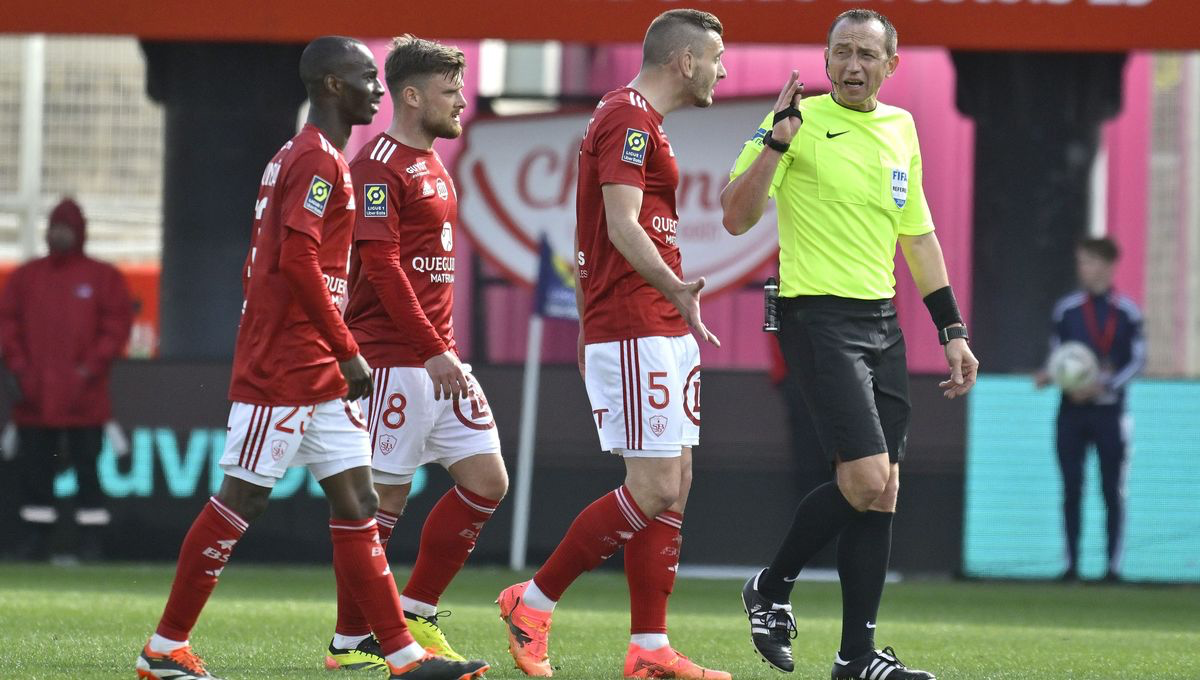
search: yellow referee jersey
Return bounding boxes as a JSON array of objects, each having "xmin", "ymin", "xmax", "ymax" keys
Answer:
[{"xmin": 730, "ymin": 94, "xmax": 934, "ymax": 300}]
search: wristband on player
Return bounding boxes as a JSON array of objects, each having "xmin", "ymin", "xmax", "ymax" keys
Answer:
[
  {"xmin": 762, "ymin": 132, "xmax": 790, "ymax": 153},
  {"xmin": 923, "ymin": 285, "xmax": 967, "ymax": 344}
]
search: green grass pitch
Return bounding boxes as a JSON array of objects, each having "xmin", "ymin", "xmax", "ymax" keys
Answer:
[{"xmin": 0, "ymin": 563, "xmax": 1196, "ymax": 679}]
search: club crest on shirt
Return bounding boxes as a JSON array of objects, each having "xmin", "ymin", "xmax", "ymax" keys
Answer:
[
  {"xmin": 421, "ymin": 179, "xmax": 434, "ymax": 197},
  {"xmin": 436, "ymin": 178, "xmax": 449, "ymax": 200},
  {"xmin": 304, "ymin": 174, "xmax": 332, "ymax": 216},
  {"xmin": 441, "ymin": 221, "xmax": 453, "ymax": 252},
  {"xmin": 891, "ymin": 168, "xmax": 908, "ymax": 209},
  {"xmin": 363, "ymin": 183, "xmax": 388, "ymax": 218},
  {"xmin": 622, "ymin": 128, "xmax": 649, "ymax": 166},
  {"xmin": 270, "ymin": 439, "xmax": 288, "ymax": 461},
  {"xmin": 75, "ymin": 283, "xmax": 94, "ymax": 299}
]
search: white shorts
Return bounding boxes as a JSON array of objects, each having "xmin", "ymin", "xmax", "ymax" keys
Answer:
[
  {"xmin": 219, "ymin": 399, "xmax": 371, "ymax": 488},
  {"xmin": 584, "ymin": 335, "xmax": 701, "ymax": 457},
  {"xmin": 362, "ymin": 365, "xmax": 501, "ymax": 485}
]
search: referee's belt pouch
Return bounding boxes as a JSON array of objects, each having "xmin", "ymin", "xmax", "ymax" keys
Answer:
[{"xmin": 777, "ymin": 296, "xmax": 809, "ymax": 323}]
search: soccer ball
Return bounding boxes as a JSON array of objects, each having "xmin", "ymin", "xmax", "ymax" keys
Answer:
[{"xmin": 1048, "ymin": 341, "xmax": 1100, "ymax": 392}]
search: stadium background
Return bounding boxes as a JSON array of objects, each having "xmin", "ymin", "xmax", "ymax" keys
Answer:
[{"xmin": 0, "ymin": 1, "xmax": 1198, "ymax": 584}]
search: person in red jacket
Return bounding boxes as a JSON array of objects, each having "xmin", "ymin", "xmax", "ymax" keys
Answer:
[{"xmin": 0, "ymin": 198, "xmax": 132, "ymax": 560}]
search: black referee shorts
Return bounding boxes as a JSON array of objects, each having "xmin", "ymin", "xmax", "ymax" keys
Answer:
[{"xmin": 777, "ymin": 295, "xmax": 911, "ymax": 464}]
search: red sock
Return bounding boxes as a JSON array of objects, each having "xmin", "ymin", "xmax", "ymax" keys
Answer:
[
  {"xmin": 329, "ymin": 517, "xmax": 414, "ymax": 655},
  {"xmin": 533, "ymin": 486, "xmax": 649, "ymax": 602},
  {"xmin": 334, "ymin": 510, "xmax": 400, "ymax": 637},
  {"xmin": 403, "ymin": 486, "xmax": 499, "ymax": 606},
  {"xmin": 625, "ymin": 511, "xmax": 682, "ymax": 635},
  {"xmin": 375, "ymin": 509, "xmax": 399, "ymax": 546},
  {"xmin": 155, "ymin": 497, "xmax": 248, "ymax": 641}
]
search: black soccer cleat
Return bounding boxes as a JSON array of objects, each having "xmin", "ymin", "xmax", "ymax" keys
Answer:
[
  {"xmin": 325, "ymin": 634, "xmax": 388, "ymax": 671},
  {"xmin": 831, "ymin": 646, "xmax": 935, "ymax": 680},
  {"xmin": 388, "ymin": 654, "xmax": 489, "ymax": 679},
  {"xmin": 742, "ymin": 568, "xmax": 798, "ymax": 673}
]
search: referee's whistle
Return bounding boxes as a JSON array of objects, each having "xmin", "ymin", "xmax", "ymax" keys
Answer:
[{"xmin": 763, "ymin": 277, "xmax": 779, "ymax": 333}]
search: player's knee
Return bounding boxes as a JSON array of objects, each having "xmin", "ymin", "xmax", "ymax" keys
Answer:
[
  {"xmin": 215, "ymin": 474, "xmax": 271, "ymax": 520},
  {"xmin": 472, "ymin": 474, "xmax": 508, "ymax": 502},
  {"xmin": 645, "ymin": 476, "xmax": 682, "ymax": 515},
  {"xmin": 375, "ymin": 483, "xmax": 409, "ymax": 516},
  {"xmin": 626, "ymin": 476, "xmax": 679, "ymax": 517},
  {"xmin": 870, "ymin": 474, "xmax": 900, "ymax": 511},
  {"xmin": 357, "ymin": 485, "xmax": 380, "ymax": 519},
  {"xmin": 216, "ymin": 483, "xmax": 270, "ymax": 522},
  {"xmin": 677, "ymin": 463, "xmax": 693, "ymax": 495},
  {"xmin": 837, "ymin": 460, "xmax": 889, "ymax": 511}
]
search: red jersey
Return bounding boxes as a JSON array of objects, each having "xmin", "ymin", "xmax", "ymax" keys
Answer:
[
  {"xmin": 345, "ymin": 134, "xmax": 457, "ymax": 367},
  {"xmin": 576, "ymin": 87, "xmax": 688, "ymax": 344},
  {"xmin": 229, "ymin": 124, "xmax": 358, "ymax": 405}
]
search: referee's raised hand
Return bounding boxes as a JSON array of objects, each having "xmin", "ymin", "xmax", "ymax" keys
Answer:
[{"xmin": 771, "ymin": 70, "xmax": 805, "ymax": 144}]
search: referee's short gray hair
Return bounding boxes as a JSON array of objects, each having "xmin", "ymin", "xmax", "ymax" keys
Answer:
[{"xmin": 828, "ymin": 9, "xmax": 898, "ymax": 57}]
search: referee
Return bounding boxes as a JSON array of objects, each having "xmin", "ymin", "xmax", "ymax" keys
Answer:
[{"xmin": 720, "ymin": 10, "xmax": 977, "ymax": 680}]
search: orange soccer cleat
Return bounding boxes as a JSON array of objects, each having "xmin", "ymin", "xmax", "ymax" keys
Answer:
[
  {"xmin": 496, "ymin": 582, "xmax": 554, "ymax": 677},
  {"xmin": 136, "ymin": 642, "xmax": 221, "ymax": 679},
  {"xmin": 623, "ymin": 643, "xmax": 732, "ymax": 680}
]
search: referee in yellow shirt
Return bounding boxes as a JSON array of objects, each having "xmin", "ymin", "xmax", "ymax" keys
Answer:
[{"xmin": 721, "ymin": 10, "xmax": 977, "ymax": 680}]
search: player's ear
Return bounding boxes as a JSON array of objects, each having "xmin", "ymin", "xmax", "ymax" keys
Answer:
[
  {"xmin": 323, "ymin": 73, "xmax": 341, "ymax": 98},
  {"xmin": 885, "ymin": 52, "xmax": 900, "ymax": 79},
  {"xmin": 679, "ymin": 47, "xmax": 695, "ymax": 79},
  {"xmin": 402, "ymin": 83, "xmax": 421, "ymax": 109}
]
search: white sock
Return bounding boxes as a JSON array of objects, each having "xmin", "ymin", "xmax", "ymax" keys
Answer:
[
  {"xmin": 521, "ymin": 580, "xmax": 557, "ymax": 612},
  {"xmin": 148, "ymin": 634, "xmax": 187, "ymax": 654},
  {"xmin": 332, "ymin": 633, "xmax": 371, "ymax": 650},
  {"xmin": 631, "ymin": 633, "xmax": 669, "ymax": 650},
  {"xmin": 400, "ymin": 596, "xmax": 437, "ymax": 618},
  {"xmin": 386, "ymin": 641, "xmax": 426, "ymax": 667}
]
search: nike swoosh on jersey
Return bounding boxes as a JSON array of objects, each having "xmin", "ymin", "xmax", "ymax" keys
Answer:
[{"xmin": 826, "ymin": 130, "xmax": 850, "ymax": 138}]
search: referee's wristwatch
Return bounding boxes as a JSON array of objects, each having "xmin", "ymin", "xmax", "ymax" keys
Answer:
[{"xmin": 939, "ymin": 325, "xmax": 969, "ymax": 345}]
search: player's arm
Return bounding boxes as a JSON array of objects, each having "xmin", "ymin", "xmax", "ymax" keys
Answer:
[
  {"xmin": 351, "ymin": 159, "xmax": 464, "ymax": 400},
  {"xmin": 603, "ymin": 183, "xmax": 718, "ymax": 346},
  {"xmin": 721, "ymin": 71, "xmax": 803, "ymax": 236},
  {"xmin": 277, "ymin": 229, "xmax": 371, "ymax": 400},
  {"xmin": 1107, "ymin": 303, "xmax": 1146, "ymax": 392},
  {"xmin": 277, "ymin": 150, "xmax": 371, "ymax": 400},
  {"xmin": 900, "ymin": 231, "xmax": 977, "ymax": 399},
  {"xmin": 358, "ymin": 239, "xmax": 466, "ymax": 400},
  {"xmin": 1035, "ymin": 303, "xmax": 1066, "ymax": 389}
]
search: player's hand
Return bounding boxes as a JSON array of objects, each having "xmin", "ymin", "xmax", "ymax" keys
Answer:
[
  {"xmin": 1067, "ymin": 381, "xmax": 1105, "ymax": 404},
  {"xmin": 939, "ymin": 336, "xmax": 977, "ymax": 399},
  {"xmin": 339, "ymin": 353, "xmax": 373, "ymax": 402},
  {"xmin": 771, "ymin": 70, "xmax": 805, "ymax": 144},
  {"xmin": 1033, "ymin": 370, "xmax": 1051, "ymax": 389},
  {"xmin": 425, "ymin": 350, "xmax": 469, "ymax": 401},
  {"xmin": 669, "ymin": 277, "xmax": 720, "ymax": 347},
  {"xmin": 577, "ymin": 332, "xmax": 586, "ymax": 380}
]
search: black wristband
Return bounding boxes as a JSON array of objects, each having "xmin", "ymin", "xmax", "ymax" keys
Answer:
[
  {"xmin": 938, "ymin": 325, "xmax": 969, "ymax": 345},
  {"xmin": 922, "ymin": 285, "xmax": 963, "ymax": 330},
  {"xmin": 762, "ymin": 131, "xmax": 790, "ymax": 153}
]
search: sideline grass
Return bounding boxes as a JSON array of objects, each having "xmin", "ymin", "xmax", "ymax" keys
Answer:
[{"xmin": 0, "ymin": 563, "xmax": 1196, "ymax": 679}]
